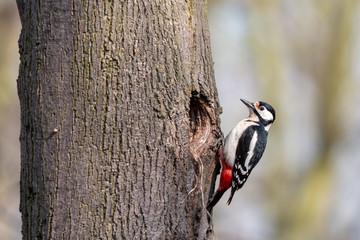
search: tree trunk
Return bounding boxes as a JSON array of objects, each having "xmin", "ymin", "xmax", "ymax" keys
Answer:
[{"xmin": 17, "ymin": 0, "xmax": 220, "ymax": 239}]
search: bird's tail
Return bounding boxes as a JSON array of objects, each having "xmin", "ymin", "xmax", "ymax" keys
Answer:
[
  {"xmin": 227, "ymin": 188, "xmax": 236, "ymax": 205},
  {"xmin": 207, "ymin": 189, "xmax": 227, "ymax": 212}
]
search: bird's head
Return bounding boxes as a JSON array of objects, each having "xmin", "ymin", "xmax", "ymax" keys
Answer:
[{"xmin": 241, "ymin": 99, "xmax": 276, "ymax": 128}]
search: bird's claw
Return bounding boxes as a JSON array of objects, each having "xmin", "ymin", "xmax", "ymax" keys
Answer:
[
  {"xmin": 212, "ymin": 129, "xmax": 224, "ymax": 139},
  {"xmin": 211, "ymin": 129, "xmax": 224, "ymax": 152}
]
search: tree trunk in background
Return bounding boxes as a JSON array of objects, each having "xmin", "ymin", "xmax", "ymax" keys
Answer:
[{"xmin": 17, "ymin": 1, "xmax": 220, "ymax": 239}]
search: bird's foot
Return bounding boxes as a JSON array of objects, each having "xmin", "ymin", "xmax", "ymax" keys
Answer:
[{"xmin": 211, "ymin": 129, "xmax": 224, "ymax": 153}]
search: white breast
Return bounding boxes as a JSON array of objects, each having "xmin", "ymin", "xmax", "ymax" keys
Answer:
[{"xmin": 222, "ymin": 120, "xmax": 259, "ymax": 166}]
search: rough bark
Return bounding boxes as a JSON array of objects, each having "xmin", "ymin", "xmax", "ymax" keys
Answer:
[{"xmin": 17, "ymin": 0, "xmax": 220, "ymax": 239}]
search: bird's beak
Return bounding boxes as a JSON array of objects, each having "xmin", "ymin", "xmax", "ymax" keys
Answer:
[{"xmin": 241, "ymin": 99, "xmax": 257, "ymax": 110}]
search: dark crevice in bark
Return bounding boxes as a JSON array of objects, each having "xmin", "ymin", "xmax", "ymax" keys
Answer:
[{"xmin": 189, "ymin": 93, "xmax": 217, "ymax": 159}]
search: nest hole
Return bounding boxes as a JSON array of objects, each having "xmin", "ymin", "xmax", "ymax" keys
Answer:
[{"xmin": 189, "ymin": 96, "xmax": 212, "ymax": 156}]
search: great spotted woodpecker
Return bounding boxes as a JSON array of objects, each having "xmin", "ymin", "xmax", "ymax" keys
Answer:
[{"xmin": 207, "ymin": 99, "xmax": 276, "ymax": 211}]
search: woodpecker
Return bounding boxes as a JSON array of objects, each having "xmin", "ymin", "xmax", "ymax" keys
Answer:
[{"xmin": 207, "ymin": 99, "xmax": 276, "ymax": 211}]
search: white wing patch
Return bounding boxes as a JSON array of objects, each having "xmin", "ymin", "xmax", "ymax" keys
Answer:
[{"xmin": 244, "ymin": 131, "xmax": 258, "ymax": 170}]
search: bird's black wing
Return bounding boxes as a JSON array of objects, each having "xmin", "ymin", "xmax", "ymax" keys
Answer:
[
  {"xmin": 227, "ymin": 126, "xmax": 268, "ymax": 205},
  {"xmin": 227, "ymin": 126, "xmax": 255, "ymax": 204},
  {"xmin": 233, "ymin": 126, "xmax": 255, "ymax": 189},
  {"xmin": 249, "ymin": 127, "xmax": 268, "ymax": 168}
]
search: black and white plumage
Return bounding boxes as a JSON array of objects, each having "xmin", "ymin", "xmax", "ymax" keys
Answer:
[{"xmin": 207, "ymin": 99, "xmax": 276, "ymax": 211}]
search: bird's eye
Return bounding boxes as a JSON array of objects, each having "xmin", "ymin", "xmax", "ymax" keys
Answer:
[{"xmin": 259, "ymin": 106, "xmax": 265, "ymax": 111}]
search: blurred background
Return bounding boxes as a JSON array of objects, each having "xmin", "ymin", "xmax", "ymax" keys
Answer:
[
  {"xmin": 1, "ymin": 0, "xmax": 360, "ymax": 239},
  {"xmin": 209, "ymin": 0, "xmax": 360, "ymax": 240},
  {"xmin": 0, "ymin": 0, "xmax": 21, "ymax": 239}
]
